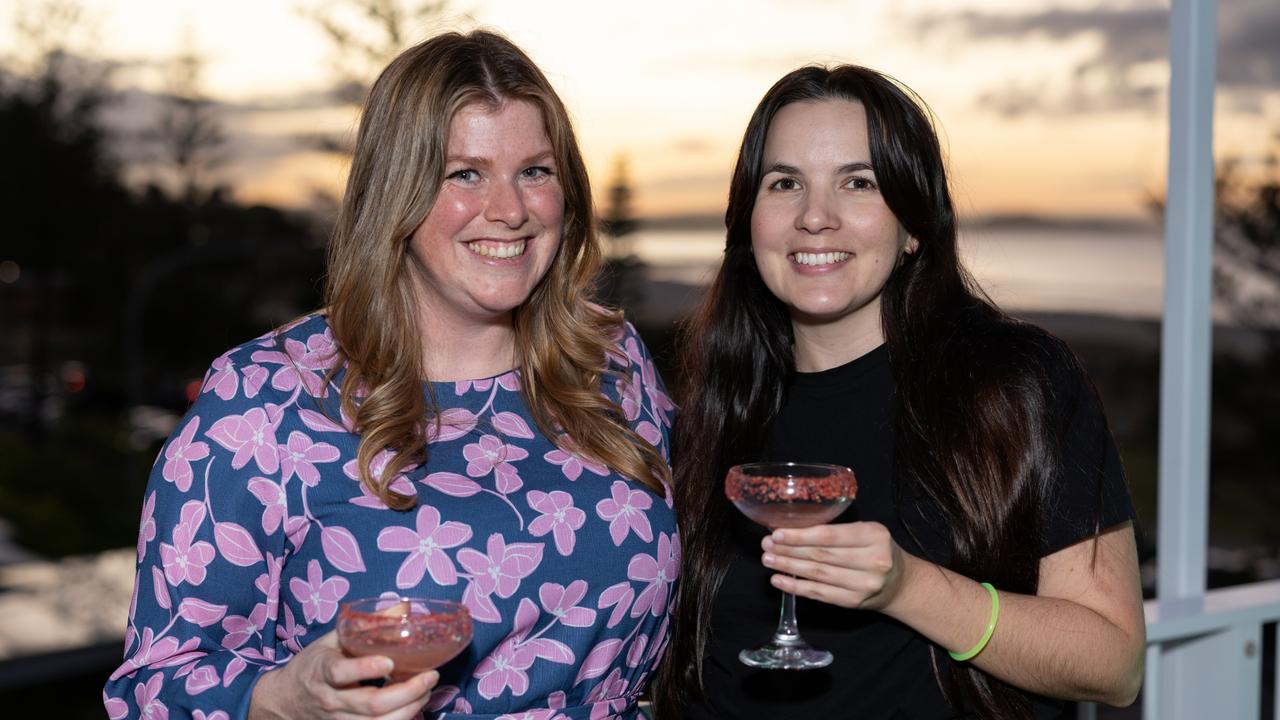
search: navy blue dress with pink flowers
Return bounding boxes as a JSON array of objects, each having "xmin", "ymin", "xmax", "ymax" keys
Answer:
[{"xmin": 103, "ymin": 314, "xmax": 677, "ymax": 720}]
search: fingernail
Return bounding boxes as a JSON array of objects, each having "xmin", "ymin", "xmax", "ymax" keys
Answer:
[
  {"xmin": 762, "ymin": 553, "xmax": 775, "ymax": 566},
  {"xmin": 772, "ymin": 530, "xmax": 785, "ymax": 542},
  {"xmin": 377, "ymin": 658, "xmax": 395, "ymax": 675}
]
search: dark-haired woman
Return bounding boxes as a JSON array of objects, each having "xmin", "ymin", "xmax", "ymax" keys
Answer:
[{"xmin": 656, "ymin": 65, "xmax": 1144, "ymax": 719}]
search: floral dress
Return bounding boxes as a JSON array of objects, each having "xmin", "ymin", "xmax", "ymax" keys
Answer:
[{"xmin": 103, "ymin": 314, "xmax": 678, "ymax": 720}]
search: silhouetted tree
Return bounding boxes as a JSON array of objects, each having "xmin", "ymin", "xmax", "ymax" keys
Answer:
[
  {"xmin": 150, "ymin": 31, "xmax": 227, "ymax": 208},
  {"xmin": 299, "ymin": 0, "xmax": 461, "ymax": 153}
]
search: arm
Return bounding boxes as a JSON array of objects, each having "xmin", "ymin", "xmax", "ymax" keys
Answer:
[
  {"xmin": 763, "ymin": 519, "xmax": 1145, "ymax": 705},
  {"xmin": 103, "ymin": 352, "xmax": 437, "ymax": 719}
]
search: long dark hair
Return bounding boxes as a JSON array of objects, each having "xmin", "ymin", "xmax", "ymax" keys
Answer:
[{"xmin": 655, "ymin": 65, "xmax": 1079, "ymax": 719}]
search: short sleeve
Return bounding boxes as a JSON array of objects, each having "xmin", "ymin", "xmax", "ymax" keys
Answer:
[{"xmin": 1040, "ymin": 358, "xmax": 1136, "ymax": 557}]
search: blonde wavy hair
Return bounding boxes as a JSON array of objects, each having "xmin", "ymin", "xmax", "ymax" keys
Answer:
[{"xmin": 324, "ymin": 30, "xmax": 669, "ymax": 509}]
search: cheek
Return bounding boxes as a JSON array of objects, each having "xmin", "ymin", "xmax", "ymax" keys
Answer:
[
  {"xmin": 424, "ymin": 193, "xmax": 480, "ymax": 235},
  {"xmin": 528, "ymin": 187, "xmax": 566, "ymax": 229}
]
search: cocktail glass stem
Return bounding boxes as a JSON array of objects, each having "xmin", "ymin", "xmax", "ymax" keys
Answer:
[
  {"xmin": 774, "ymin": 585, "xmax": 802, "ymax": 644},
  {"xmin": 738, "ymin": 577, "xmax": 832, "ymax": 669}
]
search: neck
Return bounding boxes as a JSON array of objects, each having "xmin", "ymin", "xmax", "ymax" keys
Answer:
[
  {"xmin": 416, "ymin": 308, "xmax": 519, "ymax": 382},
  {"xmin": 790, "ymin": 303, "xmax": 884, "ymax": 373}
]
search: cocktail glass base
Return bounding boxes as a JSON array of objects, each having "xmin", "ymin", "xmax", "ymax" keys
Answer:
[{"xmin": 738, "ymin": 643, "xmax": 833, "ymax": 670}]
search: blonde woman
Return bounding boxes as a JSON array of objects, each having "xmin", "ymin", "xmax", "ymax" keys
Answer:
[{"xmin": 105, "ymin": 31, "xmax": 675, "ymax": 720}]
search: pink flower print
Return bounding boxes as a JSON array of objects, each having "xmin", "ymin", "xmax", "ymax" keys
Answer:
[
  {"xmin": 343, "ymin": 448, "xmax": 418, "ymax": 508},
  {"xmin": 475, "ymin": 636, "xmax": 535, "ymax": 699},
  {"xmin": 474, "ymin": 598, "xmax": 541, "ymax": 699},
  {"xmin": 162, "ymin": 417, "xmax": 209, "ymax": 492},
  {"xmin": 642, "ymin": 365, "xmax": 675, "ymax": 428},
  {"xmin": 457, "ymin": 534, "xmax": 544, "ymax": 599},
  {"xmin": 134, "ymin": 673, "xmax": 169, "ymax": 720},
  {"xmin": 103, "ymin": 690, "xmax": 128, "ymax": 720},
  {"xmin": 628, "ymin": 532, "xmax": 677, "ymax": 618},
  {"xmin": 377, "ymin": 506, "xmax": 472, "ymax": 588},
  {"xmin": 586, "ymin": 667, "xmax": 631, "ymax": 718},
  {"xmin": 255, "ymin": 553, "xmax": 284, "ymax": 621},
  {"xmin": 159, "ymin": 519, "xmax": 215, "ymax": 587},
  {"xmin": 241, "ymin": 364, "xmax": 269, "ymax": 399},
  {"xmin": 463, "ymin": 435, "xmax": 529, "ymax": 488},
  {"xmin": 278, "ymin": 431, "xmax": 340, "ymax": 487},
  {"xmin": 184, "ymin": 664, "xmax": 220, "ymax": 694},
  {"xmin": 247, "ymin": 478, "xmax": 286, "ymax": 534},
  {"xmin": 288, "ymin": 559, "xmax": 350, "ymax": 624},
  {"xmin": 207, "ymin": 407, "xmax": 279, "ymax": 474},
  {"xmin": 203, "ymin": 354, "xmax": 239, "ymax": 400},
  {"xmin": 454, "ymin": 378, "xmax": 493, "ymax": 395},
  {"xmin": 623, "ymin": 336, "xmax": 646, "ymax": 366},
  {"xmin": 496, "ymin": 371, "xmax": 521, "ymax": 391},
  {"xmin": 595, "ymin": 481, "xmax": 654, "ymax": 546},
  {"xmin": 527, "ymin": 490, "xmax": 586, "ymax": 555},
  {"xmin": 543, "ymin": 447, "xmax": 609, "ymax": 483},
  {"xmin": 137, "ymin": 491, "xmax": 157, "ymax": 560},
  {"xmin": 109, "ymin": 627, "xmax": 185, "ymax": 681},
  {"xmin": 617, "ymin": 372, "xmax": 643, "ymax": 422},
  {"xmin": 538, "ymin": 580, "xmax": 597, "ymax": 627},
  {"xmin": 277, "ymin": 604, "xmax": 306, "ymax": 654}
]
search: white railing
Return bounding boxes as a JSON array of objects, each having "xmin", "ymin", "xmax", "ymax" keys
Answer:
[{"xmin": 1079, "ymin": 579, "xmax": 1280, "ymax": 719}]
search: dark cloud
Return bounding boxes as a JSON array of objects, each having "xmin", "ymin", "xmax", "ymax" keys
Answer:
[{"xmin": 913, "ymin": 0, "xmax": 1278, "ymax": 116}]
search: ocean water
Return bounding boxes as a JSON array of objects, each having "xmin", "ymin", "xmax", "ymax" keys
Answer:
[{"xmin": 622, "ymin": 226, "xmax": 1166, "ymax": 321}]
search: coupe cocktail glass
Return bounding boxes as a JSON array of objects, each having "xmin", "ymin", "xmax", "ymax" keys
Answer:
[
  {"xmin": 337, "ymin": 597, "xmax": 472, "ymax": 682},
  {"xmin": 725, "ymin": 462, "xmax": 857, "ymax": 669}
]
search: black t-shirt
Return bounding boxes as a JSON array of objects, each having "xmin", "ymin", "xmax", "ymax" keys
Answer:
[{"xmin": 684, "ymin": 343, "xmax": 1135, "ymax": 720}]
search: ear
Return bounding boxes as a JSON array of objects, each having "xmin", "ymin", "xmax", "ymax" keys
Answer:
[{"xmin": 904, "ymin": 236, "xmax": 920, "ymax": 255}]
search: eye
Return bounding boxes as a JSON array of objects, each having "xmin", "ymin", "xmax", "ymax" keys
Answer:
[
  {"xmin": 845, "ymin": 176, "xmax": 878, "ymax": 191},
  {"xmin": 521, "ymin": 166, "xmax": 554, "ymax": 180},
  {"xmin": 446, "ymin": 168, "xmax": 479, "ymax": 183},
  {"xmin": 766, "ymin": 176, "xmax": 801, "ymax": 192}
]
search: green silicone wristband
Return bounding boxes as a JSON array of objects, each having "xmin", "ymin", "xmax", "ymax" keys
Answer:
[{"xmin": 949, "ymin": 582, "xmax": 1000, "ymax": 662}]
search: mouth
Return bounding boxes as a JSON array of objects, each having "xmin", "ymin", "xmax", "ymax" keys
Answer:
[
  {"xmin": 466, "ymin": 239, "xmax": 528, "ymax": 259},
  {"xmin": 790, "ymin": 251, "xmax": 850, "ymax": 267}
]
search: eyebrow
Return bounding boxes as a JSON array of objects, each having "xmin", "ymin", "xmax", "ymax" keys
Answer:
[
  {"xmin": 445, "ymin": 150, "xmax": 556, "ymax": 167},
  {"xmin": 763, "ymin": 161, "xmax": 875, "ymax": 175}
]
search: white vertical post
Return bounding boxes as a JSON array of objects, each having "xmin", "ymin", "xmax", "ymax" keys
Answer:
[
  {"xmin": 1157, "ymin": 0, "xmax": 1216, "ymax": 619},
  {"xmin": 1154, "ymin": 0, "xmax": 1217, "ymax": 717}
]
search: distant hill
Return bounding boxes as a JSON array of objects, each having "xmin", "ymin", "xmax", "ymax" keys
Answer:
[{"xmin": 636, "ymin": 211, "xmax": 1160, "ymax": 235}]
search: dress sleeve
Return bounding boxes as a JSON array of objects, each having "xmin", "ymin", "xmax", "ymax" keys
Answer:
[
  {"xmin": 614, "ymin": 322, "xmax": 676, "ymax": 468},
  {"xmin": 1040, "ymin": 356, "xmax": 1136, "ymax": 557},
  {"xmin": 103, "ymin": 353, "xmax": 290, "ymax": 720}
]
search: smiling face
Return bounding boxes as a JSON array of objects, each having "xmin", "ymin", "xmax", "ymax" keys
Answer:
[
  {"xmin": 407, "ymin": 98, "xmax": 564, "ymax": 329},
  {"xmin": 750, "ymin": 98, "xmax": 917, "ymax": 348}
]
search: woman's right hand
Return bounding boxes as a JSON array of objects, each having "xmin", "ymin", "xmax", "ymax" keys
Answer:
[{"xmin": 248, "ymin": 630, "xmax": 438, "ymax": 719}]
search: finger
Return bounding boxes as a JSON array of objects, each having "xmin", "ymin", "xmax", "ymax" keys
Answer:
[
  {"xmin": 325, "ymin": 653, "xmax": 395, "ymax": 689},
  {"xmin": 341, "ymin": 670, "xmax": 439, "ymax": 718},
  {"xmin": 770, "ymin": 522, "xmax": 888, "ymax": 549},
  {"xmin": 766, "ymin": 542, "xmax": 894, "ymax": 574},
  {"xmin": 763, "ymin": 551, "xmax": 860, "ymax": 587},
  {"xmin": 771, "ymin": 572, "xmax": 863, "ymax": 609}
]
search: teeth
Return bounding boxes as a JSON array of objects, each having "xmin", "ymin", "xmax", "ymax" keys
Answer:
[
  {"xmin": 793, "ymin": 251, "xmax": 849, "ymax": 266},
  {"xmin": 467, "ymin": 240, "xmax": 527, "ymax": 259}
]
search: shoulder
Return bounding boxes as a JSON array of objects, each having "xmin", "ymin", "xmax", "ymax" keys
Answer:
[{"xmin": 198, "ymin": 312, "xmax": 340, "ymax": 404}]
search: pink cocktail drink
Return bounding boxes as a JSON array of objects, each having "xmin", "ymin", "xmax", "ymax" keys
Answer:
[
  {"xmin": 338, "ymin": 598, "xmax": 472, "ymax": 682},
  {"xmin": 726, "ymin": 464, "xmax": 856, "ymax": 530},
  {"xmin": 724, "ymin": 462, "xmax": 857, "ymax": 670}
]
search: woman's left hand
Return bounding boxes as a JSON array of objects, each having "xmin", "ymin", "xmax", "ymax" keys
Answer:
[{"xmin": 761, "ymin": 521, "xmax": 913, "ymax": 610}]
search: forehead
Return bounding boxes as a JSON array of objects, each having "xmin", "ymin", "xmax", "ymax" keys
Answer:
[
  {"xmin": 446, "ymin": 98, "xmax": 551, "ymax": 153},
  {"xmin": 763, "ymin": 99, "xmax": 870, "ymax": 162}
]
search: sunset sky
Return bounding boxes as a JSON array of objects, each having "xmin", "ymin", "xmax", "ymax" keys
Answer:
[{"xmin": 2, "ymin": 0, "xmax": 1276, "ymax": 220}]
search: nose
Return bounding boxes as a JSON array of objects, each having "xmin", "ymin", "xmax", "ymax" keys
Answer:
[
  {"xmin": 796, "ymin": 188, "xmax": 840, "ymax": 234},
  {"xmin": 484, "ymin": 177, "xmax": 529, "ymax": 228}
]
